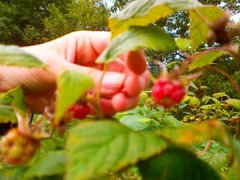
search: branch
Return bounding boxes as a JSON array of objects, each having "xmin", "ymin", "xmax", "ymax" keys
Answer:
[{"xmin": 203, "ymin": 65, "xmax": 240, "ymax": 94}]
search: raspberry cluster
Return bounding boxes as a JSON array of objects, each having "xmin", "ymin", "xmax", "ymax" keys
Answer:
[
  {"xmin": 151, "ymin": 77, "xmax": 186, "ymax": 109},
  {"xmin": 0, "ymin": 128, "xmax": 39, "ymax": 165},
  {"xmin": 67, "ymin": 103, "xmax": 91, "ymax": 119}
]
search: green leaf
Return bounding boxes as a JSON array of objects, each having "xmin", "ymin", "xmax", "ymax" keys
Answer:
[
  {"xmin": 66, "ymin": 121, "xmax": 167, "ymax": 180},
  {"xmin": 138, "ymin": 147, "xmax": 221, "ymax": 180},
  {"xmin": 162, "ymin": 115, "xmax": 183, "ymax": 127},
  {"xmin": 30, "ymin": 139, "xmax": 61, "ymax": 164},
  {"xmin": 2, "ymin": 87, "xmax": 27, "ymax": 115},
  {"xmin": 226, "ymin": 99, "xmax": 240, "ymax": 110},
  {"xmin": 120, "ymin": 115, "xmax": 152, "ymax": 131},
  {"xmin": 109, "ymin": 0, "xmax": 202, "ymax": 38},
  {"xmin": 0, "ymin": 87, "xmax": 28, "ymax": 124},
  {"xmin": 54, "ymin": 70, "xmax": 94, "ymax": 122},
  {"xmin": 226, "ymin": 162, "xmax": 240, "ymax": 180},
  {"xmin": 213, "ymin": 92, "xmax": 229, "ymax": 99},
  {"xmin": 97, "ymin": 26, "xmax": 177, "ymax": 63},
  {"xmin": 189, "ymin": 96, "xmax": 201, "ymax": 107},
  {"xmin": 0, "ymin": 45, "xmax": 46, "ymax": 68},
  {"xmin": 155, "ymin": 120, "xmax": 228, "ymax": 146},
  {"xmin": 200, "ymin": 152, "xmax": 228, "ymax": 170},
  {"xmin": 0, "ymin": 87, "xmax": 28, "ymax": 122},
  {"xmin": 24, "ymin": 151, "xmax": 65, "ymax": 178},
  {"xmin": 189, "ymin": 6, "xmax": 225, "ymax": 49},
  {"xmin": 0, "ymin": 104, "xmax": 17, "ymax": 123},
  {"xmin": 175, "ymin": 38, "xmax": 191, "ymax": 51},
  {"xmin": 0, "ymin": 166, "xmax": 28, "ymax": 180},
  {"xmin": 188, "ymin": 50, "xmax": 225, "ymax": 71}
]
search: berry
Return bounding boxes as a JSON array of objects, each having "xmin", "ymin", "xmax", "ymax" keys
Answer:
[
  {"xmin": 126, "ymin": 50, "xmax": 146, "ymax": 74},
  {"xmin": 68, "ymin": 103, "xmax": 91, "ymax": 119},
  {"xmin": 0, "ymin": 128, "xmax": 39, "ymax": 165},
  {"xmin": 151, "ymin": 77, "xmax": 186, "ymax": 109}
]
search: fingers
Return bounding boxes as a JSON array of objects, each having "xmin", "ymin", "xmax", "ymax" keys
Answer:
[
  {"xmin": 72, "ymin": 31, "xmax": 111, "ymax": 65},
  {"xmin": 125, "ymin": 50, "xmax": 147, "ymax": 75},
  {"xmin": 112, "ymin": 93, "xmax": 139, "ymax": 112},
  {"xmin": 123, "ymin": 71, "xmax": 150, "ymax": 97}
]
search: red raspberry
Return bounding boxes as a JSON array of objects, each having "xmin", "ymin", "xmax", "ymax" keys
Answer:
[
  {"xmin": 68, "ymin": 103, "xmax": 91, "ymax": 119},
  {"xmin": 151, "ymin": 77, "xmax": 186, "ymax": 109},
  {"xmin": 0, "ymin": 128, "xmax": 39, "ymax": 165}
]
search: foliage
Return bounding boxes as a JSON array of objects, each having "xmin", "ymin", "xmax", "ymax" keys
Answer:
[
  {"xmin": 43, "ymin": 0, "xmax": 110, "ymax": 41},
  {"xmin": 0, "ymin": 0, "xmax": 109, "ymax": 45},
  {"xmin": 0, "ymin": 0, "xmax": 240, "ymax": 180}
]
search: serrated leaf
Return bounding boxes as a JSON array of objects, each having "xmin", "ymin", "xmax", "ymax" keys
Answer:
[
  {"xmin": 54, "ymin": 70, "xmax": 94, "ymax": 122},
  {"xmin": 0, "ymin": 45, "xmax": 46, "ymax": 68},
  {"xmin": 226, "ymin": 99, "xmax": 240, "ymax": 110},
  {"xmin": 155, "ymin": 120, "xmax": 228, "ymax": 146},
  {"xmin": 24, "ymin": 151, "xmax": 65, "ymax": 178},
  {"xmin": 97, "ymin": 26, "xmax": 177, "ymax": 63},
  {"xmin": 0, "ymin": 87, "xmax": 28, "ymax": 121},
  {"xmin": 30, "ymin": 139, "xmax": 61, "ymax": 164},
  {"xmin": 109, "ymin": 0, "xmax": 202, "ymax": 38},
  {"xmin": 0, "ymin": 104, "xmax": 17, "ymax": 124},
  {"xmin": 200, "ymin": 152, "xmax": 228, "ymax": 170},
  {"xmin": 3, "ymin": 87, "xmax": 27, "ymax": 114},
  {"xmin": 139, "ymin": 147, "xmax": 221, "ymax": 180},
  {"xmin": 66, "ymin": 121, "xmax": 167, "ymax": 180},
  {"xmin": 120, "ymin": 115, "xmax": 152, "ymax": 131},
  {"xmin": 189, "ymin": 6, "xmax": 225, "ymax": 49},
  {"xmin": 189, "ymin": 50, "xmax": 225, "ymax": 71}
]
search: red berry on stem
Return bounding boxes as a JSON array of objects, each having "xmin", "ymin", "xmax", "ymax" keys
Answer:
[
  {"xmin": 151, "ymin": 76, "xmax": 186, "ymax": 109},
  {"xmin": 68, "ymin": 103, "xmax": 91, "ymax": 119}
]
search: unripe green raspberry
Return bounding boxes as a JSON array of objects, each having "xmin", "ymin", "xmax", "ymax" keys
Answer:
[{"xmin": 0, "ymin": 128, "xmax": 39, "ymax": 165}]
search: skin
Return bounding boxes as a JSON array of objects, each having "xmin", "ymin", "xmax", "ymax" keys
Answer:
[{"xmin": 0, "ymin": 31, "xmax": 150, "ymax": 117}]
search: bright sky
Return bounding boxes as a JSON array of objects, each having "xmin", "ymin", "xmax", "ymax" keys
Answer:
[{"xmin": 231, "ymin": 13, "xmax": 240, "ymax": 23}]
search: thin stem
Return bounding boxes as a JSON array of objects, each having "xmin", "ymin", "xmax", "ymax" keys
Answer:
[
  {"xmin": 16, "ymin": 110, "xmax": 31, "ymax": 135},
  {"xmin": 153, "ymin": 60, "xmax": 167, "ymax": 74},
  {"xmin": 197, "ymin": 140, "xmax": 214, "ymax": 157},
  {"xmin": 95, "ymin": 63, "xmax": 109, "ymax": 118},
  {"xmin": 149, "ymin": 72, "xmax": 157, "ymax": 84}
]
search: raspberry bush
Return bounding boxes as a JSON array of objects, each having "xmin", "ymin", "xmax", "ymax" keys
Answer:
[{"xmin": 0, "ymin": 0, "xmax": 240, "ymax": 180}]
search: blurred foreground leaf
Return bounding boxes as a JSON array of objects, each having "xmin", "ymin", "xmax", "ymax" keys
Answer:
[
  {"xmin": 97, "ymin": 26, "xmax": 177, "ymax": 63},
  {"xmin": 139, "ymin": 147, "xmax": 221, "ymax": 180},
  {"xmin": 54, "ymin": 70, "xmax": 94, "ymax": 123},
  {"xmin": 189, "ymin": 6, "xmax": 224, "ymax": 49},
  {"xmin": 66, "ymin": 121, "xmax": 167, "ymax": 180},
  {"xmin": 0, "ymin": 45, "xmax": 45, "ymax": 68},
  {"xmin": 109, "ymin": 0, "xmax": 201, "ymax": 37},
  {"xmin": 24, "ymin": 151, "xmax": 65, "ymax": 178},
  {"xmin": 156, "ymin": 120, "xmax": 228, "ymax": 146}
]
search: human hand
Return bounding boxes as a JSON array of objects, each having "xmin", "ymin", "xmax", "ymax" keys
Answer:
[{"xmin": 0, "ymin": 31, "xmax": 150, "ymax": 117}]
